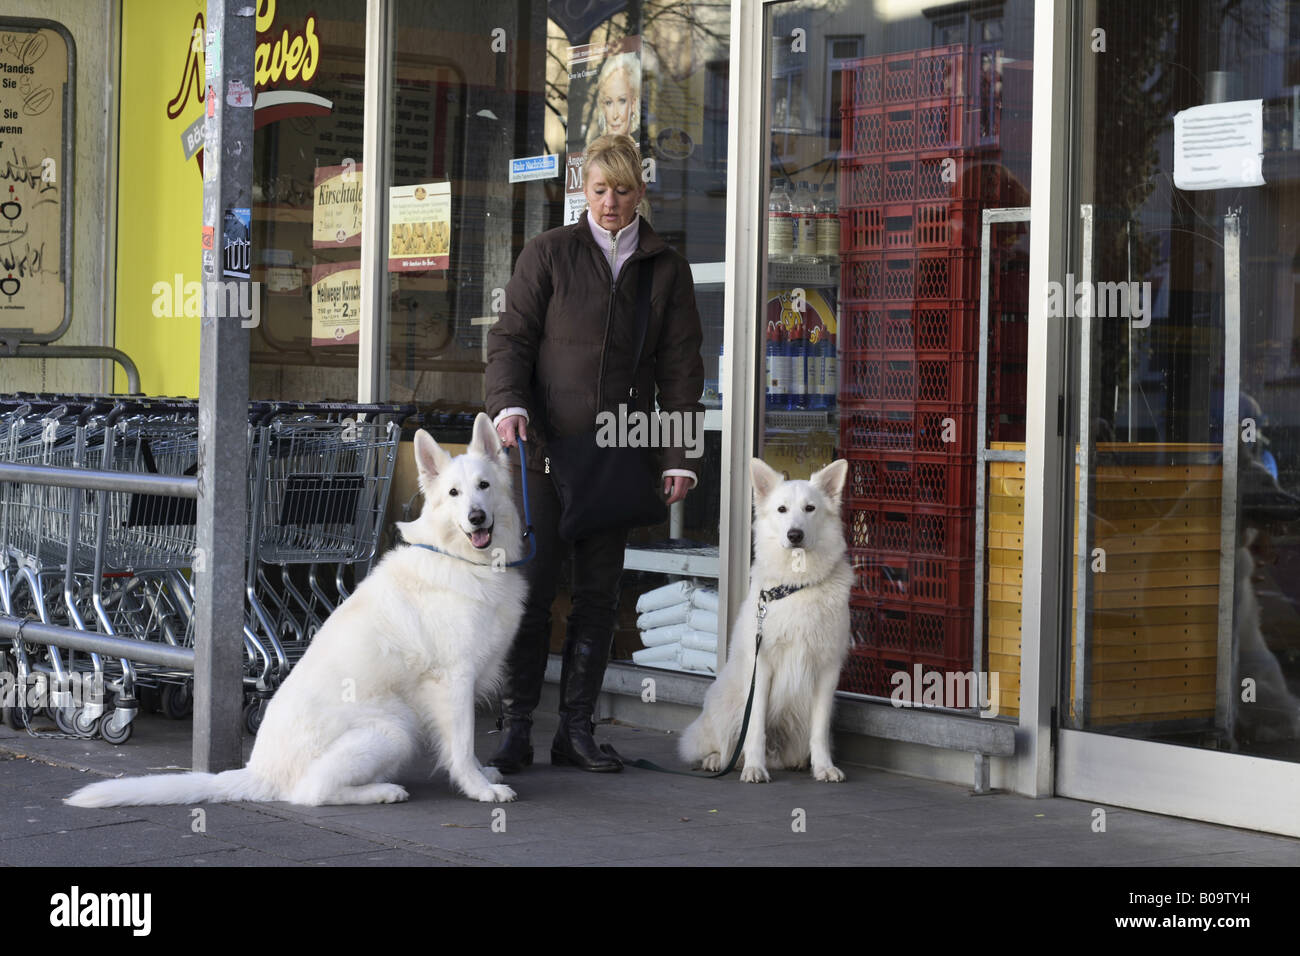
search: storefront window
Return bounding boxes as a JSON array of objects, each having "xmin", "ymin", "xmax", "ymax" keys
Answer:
[
  {"xmin": 381, "ymin": 1, "xmax": 730, "ymax": 670},
  {"xmin": 760, "ymin": 0, "xmax": 1034, "ymax": 709},
  {"xmin": 247, "ymin": 0, "xmax": 367, "ymax": 401},
  {"xmin": 1067, "ymin": 0, "xmax": 1300, "ymax": 763}
]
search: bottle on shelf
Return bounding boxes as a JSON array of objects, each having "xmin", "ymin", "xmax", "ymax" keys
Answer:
[
  {"xmin": 768, "ymin": 178, "xmax": 794, "ymax": 262},
  {"xmin": 765, "ymin": 318, "xmax": 788, "ymax": 411},
  {"xmin": 817, "ymin": 182, "xmax": 840, "ymax": 262},
  {"xmin": 794, "ymin": 181, "xmax": 819, "ymax": 264},
  {"xmin": 786, "ymin": 308, "xmax": 807, "ymax": 410}
]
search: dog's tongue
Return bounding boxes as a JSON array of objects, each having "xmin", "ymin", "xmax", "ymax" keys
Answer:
[{"xmin": 470, "ymin": 529, "xmax": 492, "ymax": 549}]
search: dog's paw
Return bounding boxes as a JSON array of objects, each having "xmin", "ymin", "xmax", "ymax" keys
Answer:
[
  {"xmin": 481, "ymin": 766, "xmax": 504, "ymax": 784},
  {"xmin": 739, "ymin": 765, "xmax": 770, "ymax": 784},
  {"xmin": 700, "ymin": 752, "xmax": 723, "ymax": 772},
  {"xmin": 376, "ymin": 784, "xmax": 411, "ymax": 802},
  {"xmin": 474, "ymin": 783, "xmax": 517, "ymax": 803},
  {"xmin": 814, "ymin": 765, "xmax": 845, "ymax": 783}
]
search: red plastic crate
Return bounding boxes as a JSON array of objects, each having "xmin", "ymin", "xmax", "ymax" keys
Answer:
[
  {"xmin": 915, "ymin": 249, "xmax": 980, "ymax": 301},
  {"xmin": 848, "ymin": 598, "xmax": 975, "ymax": 658},
  {"xmin": 841, "ymin": 451, "xmax": 977, "ymax": 507},
  {"xmin": 840, "ymin": 402, "xmax": 975, "ymax": 455},
  {"xmin": 840, "ymin": 352, "xmax": 976, "ymax": 405},
  {"xmin": 916, "ymin": 301, "xmax": 980, "ymax": 352},
  {"xmin": 839, "ymin": 645, "xmax": 901, "ymax": 697},
  {"xmin": 840, "ymin": 158, "xmax": 883, "ymax": 206},
  {"xmin": 840, "ymin": 206, "xmax": 883, "ymax": 251},
  {"xmin": 915, "ymin": 96, "xmax": 976, "ymax": 151},
  {"xmin": 915, "ymin": 46, "xmax": 967, "ymax": 99},
  {"xmin": 915, "ymin": 200, "xmax": 981, "ymax": 249},
  {"xmin": 842, "ymin": 55, "xmax": 882, "ymax": 109},
  {"xmin": 915, "ymin": 150, "xmax": 1001, "ymax": 203},
  {"xmin": 839, "ymin": 646, "xmax": 980, "ymax": 700},
  {"xmin": 844, "ymin": 500, "xmax": 976, "ymax": 558},
  {"xmin": 841, "ymin": 107, "xmax": 883, "ymax": 156},
  {"xmin": 841, "ymin": 250, "xmax": 914, "ymax": 302},
  {"xmin": 882, "ymin": 104, "xmax": 917, "ymax": 153},
  {"xmin": 841, "ymin": 302, "xmax": 980, "ymax": 354},
  {"xmin": 850, "ymin": 551, "xmax": 975, "ymax": 607}
]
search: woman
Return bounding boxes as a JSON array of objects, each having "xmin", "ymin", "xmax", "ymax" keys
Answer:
[
  {"xmin": 587, "ymin": 53, "xmax": 641, "ymax": 145},
  {"xmin": 485, "ymin": 133, "xmax": 704, "ymax": 773}
]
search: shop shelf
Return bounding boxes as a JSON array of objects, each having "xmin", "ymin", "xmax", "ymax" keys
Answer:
[
  {"xmin": 845, "ymin": 500, "xmax": 976, "ymax": 558},
  {"xmin": 841, "ymin": 449, "xmax": 978, "ymax": 507},
  {"xmin": 840, "ymin": 403, "xmax": 976, "ymax": 456}
]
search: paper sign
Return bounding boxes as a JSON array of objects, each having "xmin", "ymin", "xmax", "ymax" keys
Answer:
[
  {"xmin": 311, "ymin": 260, "xmax": 361, "ymax": 345},
  {"xmin": 509, "ymin": 154, "xmax": 559, "ymax": 183},
  {"xmin": 387, "ymin": 181, "xmax": 450, "ymax": 271},
  {"xmin": 1173, "ymin": 100, "xmax": 1265, "ymax": 190},
  {"xmin": 312, "ymin": 163, "xmax": 362, "ymax": 247},
  {"xmin": 563, "ymin": 152, "xmax": 586, "ymax": 225}
]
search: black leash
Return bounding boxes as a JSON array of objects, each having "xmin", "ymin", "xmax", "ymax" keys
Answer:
[{"xmin": 602, "ymin": 583, "xmax": 805, "ymax": 778}]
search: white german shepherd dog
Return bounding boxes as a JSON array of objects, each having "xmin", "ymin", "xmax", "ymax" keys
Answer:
[
  {"xmin": 67, "ymin": 414, "xmax": 526, "ymax": 807},
  {"xmin": 679, "ymin": 458, "xmax": 852, "ymax": 783}
]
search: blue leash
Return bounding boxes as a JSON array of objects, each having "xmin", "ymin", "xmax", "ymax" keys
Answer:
[{"xmin": 409, "ymin": 436, "xmax": 536, "ymax": 568}]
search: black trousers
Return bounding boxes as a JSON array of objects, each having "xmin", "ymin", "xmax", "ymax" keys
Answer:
[{"xmin": 501, "ymin": 464, "xmax": 629, "ymax": 720}]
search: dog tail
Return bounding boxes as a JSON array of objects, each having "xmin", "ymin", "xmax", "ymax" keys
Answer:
[{"xmin": 65, "ymin": 768, "xmax": 273, "ymax": 808}]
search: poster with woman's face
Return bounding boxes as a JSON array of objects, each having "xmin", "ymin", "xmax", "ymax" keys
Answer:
[{"xmin": 565, "ymin": 35, "xmax": 642, "ymax": 152}]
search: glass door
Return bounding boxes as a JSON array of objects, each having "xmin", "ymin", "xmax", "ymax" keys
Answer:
[
  {"xmin": 758, "ymin": 0, "xmax": 1036, "ymax": 711},
  {"xmin": 1057, "ymin": 0, "xmax": 1300, "ymax": 836}
]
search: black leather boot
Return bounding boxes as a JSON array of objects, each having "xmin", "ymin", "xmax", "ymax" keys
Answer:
[
  {"xmin": 551, "ymin": 631, "xmax": 622, "ymax": 772},
  {"xmin": 488, "ymin": 624, "xmax": 549, "ymax": 774}
]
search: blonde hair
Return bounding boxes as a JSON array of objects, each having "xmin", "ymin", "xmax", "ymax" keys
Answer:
[
  {"xmin": 585, "ymin": 133, "xmax": 644, "ymax": 192},
  {"xmin": 591, "ymin": 52, "xmax": 641, "ymax": 140}
]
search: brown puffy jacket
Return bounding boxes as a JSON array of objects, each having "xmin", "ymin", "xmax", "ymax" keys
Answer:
[{"xmin": 485, "ymin": 211, "xmax": 705, "ymax": 474}]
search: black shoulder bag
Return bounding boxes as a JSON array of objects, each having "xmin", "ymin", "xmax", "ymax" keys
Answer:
[{"xmin": 547, "ymin": 257, "xmax": 668, "ymax": 542}]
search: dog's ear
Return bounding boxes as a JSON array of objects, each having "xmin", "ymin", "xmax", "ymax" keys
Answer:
[
  {"xmin": 468, "ymin": 412, "xmax": 504, "ymax": 460},
  {"xmin": 810, "ymin": 459, "xmax": 849, "ymax": 505},
  {"xmin": 750, "ymin": 458, "xmax": 783, "ymax": 502},
  {"xmin": 414, "ymin": 429, "xmax": 454, "ymax": 484}
]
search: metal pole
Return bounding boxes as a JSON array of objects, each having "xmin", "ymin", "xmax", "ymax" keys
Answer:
[
  {"xmin": 1072, "ymin": 203, "xmax": 1095, "ymax": 727},
  {"xmin": 1216, "ymin": 210, "xmax": 1242, "ymax": 742},
  {"xmin": 193, "ymin": 0, "xmax": 253, "ymax": 773}
]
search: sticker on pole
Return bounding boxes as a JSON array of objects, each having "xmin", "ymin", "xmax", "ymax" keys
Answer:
[
  {"xmin": 508, "ymin": 154, "xmax": 560, "ymax": 183},
  {"xmin": 223, "ymin": 208, "xmax": 251, "ymax": 279}
]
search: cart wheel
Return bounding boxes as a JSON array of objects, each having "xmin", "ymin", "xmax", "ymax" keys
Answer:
[
  {"xmin": 242, "ymin": 698, "xmax": 265, "ymax": 736},
  {"xmin": 100, "ymin": 713, "xmax": 133, "ymax": 745},
  {"xmin": 53, "ymin": 707, "xmax": 77, "ymax": 735},
  {"xmin": 161, "ymin": 683, "xmax": 192, "ymax": 720},
  {"xmin": 138, "ymin": 686, "xmax": 162, "ymax": 715},
  {"xmin": 72, "ymin": 709, "xmax": 100, "ymax": 738}
]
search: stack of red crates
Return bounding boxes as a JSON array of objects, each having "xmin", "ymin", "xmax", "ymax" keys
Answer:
[{"xmin": 835, "ymin": 45, "xmax": 995, "ymax": 699}]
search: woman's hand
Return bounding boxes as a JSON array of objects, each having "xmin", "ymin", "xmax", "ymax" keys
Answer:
[
  {"xmin": 663, "ymin": 475, "xmax": 691, "ymax": 505},
  {"xmin": 496, "ymin": 415, "xmax": 527, "ymax": 448}
]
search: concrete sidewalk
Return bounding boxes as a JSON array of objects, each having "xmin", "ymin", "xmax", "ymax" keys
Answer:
[{"xmin": 1, "ymin": 709, "xmax": 1298, "ymax": 867}]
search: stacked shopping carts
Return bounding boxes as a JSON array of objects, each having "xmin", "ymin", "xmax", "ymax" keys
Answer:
[{"xmin": 0, "ymin": 396, "xmax": 409, "ymax": 743}]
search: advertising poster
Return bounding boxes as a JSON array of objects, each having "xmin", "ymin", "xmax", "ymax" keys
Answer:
[
  {"xmin": 312, "ymin": 162, "xmax": 363, "ymax": 247},
  {"xmin": 387, "ymin": 181, "xmax": 450, "ymax": 272},
  {"xmin": 563, "ymin": 153, "xmax": 586, "ymax": 225},
  {"xmin": 310, "ymin": 259, "xmax": 361, "ymax": 346},
  {"xmin": 565, "ymin": 34, "xmax": 643, "ymax": 225},
  {"xmin": 0, "ymin": 24, "xmax": 69, "ymax": 338},
  {"xmin": 643, "ymin": 39, "xmax": 705, "ymax": 162}
]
